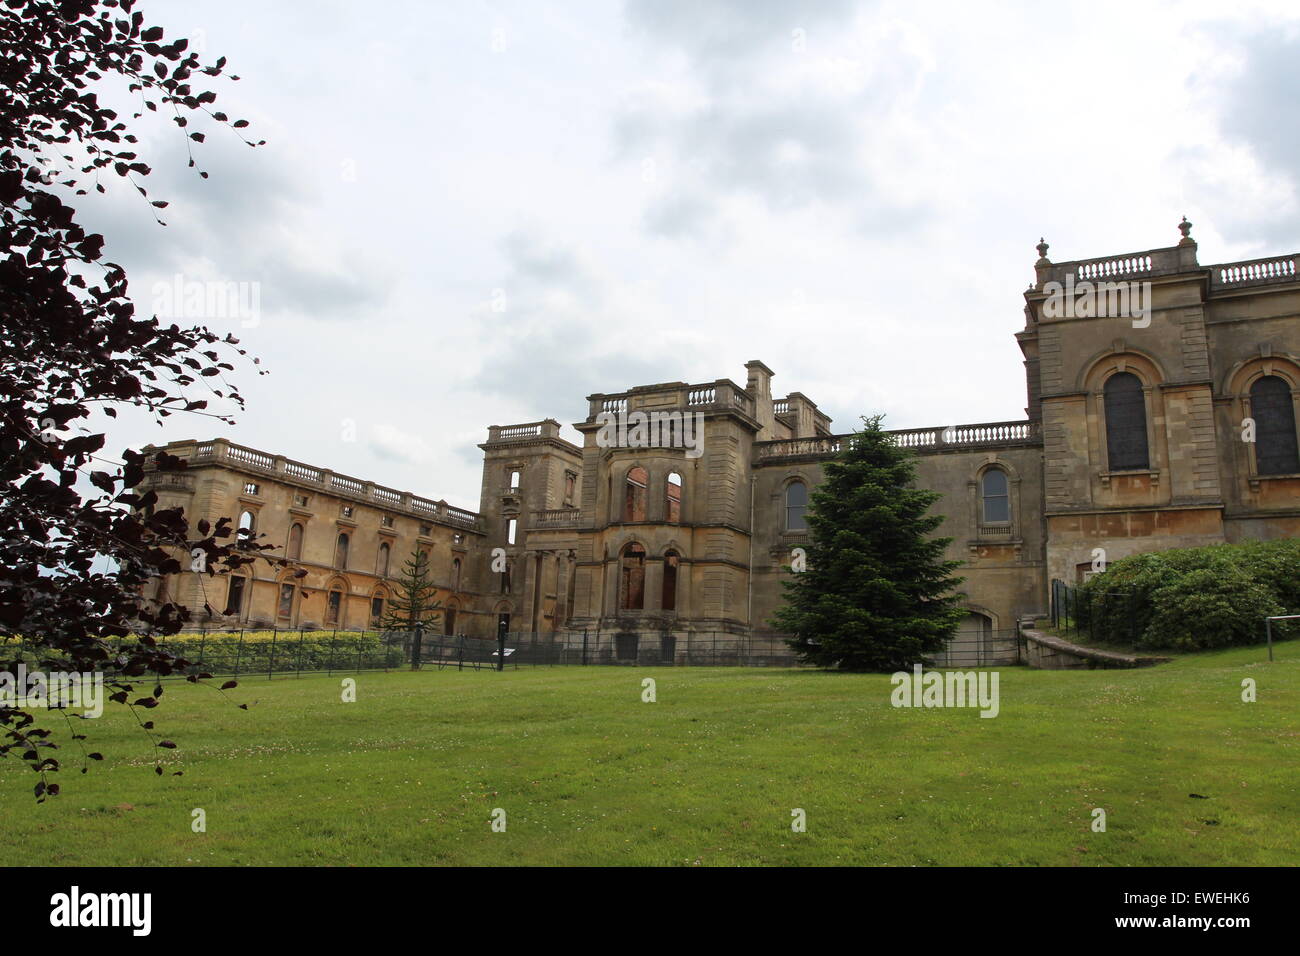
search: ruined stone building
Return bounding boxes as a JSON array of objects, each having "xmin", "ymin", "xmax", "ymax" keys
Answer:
[{"xmin": 140, "ymin": 224, "xmax": 1300, "ymax": 660}]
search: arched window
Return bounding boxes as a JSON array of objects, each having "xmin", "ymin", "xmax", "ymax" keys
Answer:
[
  {"xmin": 785, "ymin": 480, "xmax": 808, "ymax": 531},
  {"xmin": 662, "ymin": 551, "xmax": 679, "ymax": 611},
  {"xmin": 1104, "ymin": 371, "xmax": 1149, "ymax": 471},
  {"xmin": 1251, "ymin": 375, "xmax": 1300, "ymax": 475},
  {"xmin": 452, "ymin": 558, "xmax": 462, "ymax": 591},
  {"xmin": 376, "ymin": 541, "xmax": 391, "ymax": 577},
  {"xmin": 326, "ymin": 588, "xmax": 343, "ymax": 626},
  {"xmin": 276, "ymin": 581, "xmax": 295, "ymax": 620},
  {"xmin": 624, "ymin": 467, "xmax": 648, "ymax": 521},
  {"xmin": 287, "ymin": 522, "xmax": 303, "ymax": 561},
  {"xmin": 620, "ymin": 543, "xmax": 645, "ymax": 610},
  {"xmin": 335, "ymin": 532, "xmax": 350, "ymax": 570},
  {"xmin": 223, "ymin": 575, "xmax": 247, "ymax": 616},
  {"xmin": 238, "ymin": 510, "xmax": 256, "ymax": 534},
  {"xmin": 666, "ymin": 472, "xmax": 682, "ymax": 523},
  {"xmin": 370, "ymin": 590, "xmax": 386, "ymax": 627},
  {"xmin": 981, "ymin": 468, "xmax": 1010, "ymax": 523}
]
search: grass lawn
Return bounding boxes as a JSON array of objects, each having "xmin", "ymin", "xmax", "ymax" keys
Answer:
[{"xmin": 2, "ymin": 640, "xmax": 1297, "ymax": 866}]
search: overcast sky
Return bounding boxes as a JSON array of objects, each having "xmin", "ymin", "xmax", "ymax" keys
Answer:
[{"xmin": 73, "ymin": 0, "xmax": 1300, "ymax": 512}]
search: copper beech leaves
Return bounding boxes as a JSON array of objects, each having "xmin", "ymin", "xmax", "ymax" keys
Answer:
[{"xmin": 1, "ymin": 0, "xmax": 271, "ymax": 799}]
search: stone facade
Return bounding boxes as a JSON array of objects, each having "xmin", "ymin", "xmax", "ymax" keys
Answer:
[{"xmin": 141, "ymin": 225, "xmax": 1300, "ymax": 658}]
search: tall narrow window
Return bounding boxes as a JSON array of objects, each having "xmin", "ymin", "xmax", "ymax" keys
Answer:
[
  {"xmin": 444, "ymin": 604, "xmax": 457, "ymax": 635},
  {"xmin": 239, "ymin": 510, "xmax": 256, "ymax": 534},
  {"xmin": 223, "ymin": 576, "xmax": 246, "ymax": 616},
  {"xmin": 666, "ymin": 472, "xmax": 682, "ymax": 523},
  {"xmin": 370, "ymin": 593, "xmax": 385, "ymax": 626},
  {"xmin": 452, "ymin": 558, "xmax": 462, "ymax": 591},
  {"xmin": 1251, "ymin": 375, "xmax": 1300, "ymax": 475},
  {"xmin": 376, "ymin": 541, "xmax": 391, "ymax": 577},
  {"xmin": 326, "ymin": 589, "xmax": 342, "ymax": 625},
  {"xmin": 287, "ymin": 522, "xmax": 303, "ymax": 561},
  {"xmin": 785, "ymin": 480, "xmax": 808, "ymax": 531},
  {"xmin": 506, "ymin": 518, "xmax": 517, "ymax": 545},
  {"xmin": 277, "ymin": 583, "xmax": 295, "ymax": 620},
  {"xmin": 624, "ymin": 467, "xmax": 648, "ymax": 521},
  {"xmin": 662, "ymin": 551, "xmax": 679, "ymax": 611},
  {"xmin": 500, "ymin": 560, "xmax": 511, "ymax": 595},
  {"xmin": 620, "ymin": 543, "xmax": 646, "ymax": 610},
  {"xmin": 981, "ymin": 468, "xmax": 1010, "ymax": 523},
  {"xmin": 1104, "ymin": 372, "xmax": 1150, "ymax": 471},
  {"xmin": 335, "ymin": 532, "xmax": 350, "ymax": 569},
  {"xmin": 508, "ymin": 469, "xmax": 521, "ymax": 490}
]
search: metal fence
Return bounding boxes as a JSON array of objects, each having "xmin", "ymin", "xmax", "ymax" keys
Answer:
[
  {"xmin": 414, "ymin": 630, "xmax": 1021, "ymax": 669},
  {"xmin": 414, "ymin": 632, "xmax": 803, "ymax": 669},
  {"xmin": 2, "ymin": 628, "xmax": 404, "ymax": 682},
  {"xmin": 929, "ymin": 629, "xmax": 1022, "ymax": 667},
  {"xmin": 1049, "ymin": 579, "xmax": 1139, "ymax": 645},
  {"xmin": 2, "ymin": 627, "xmax": 1024, "ymax": 680}
]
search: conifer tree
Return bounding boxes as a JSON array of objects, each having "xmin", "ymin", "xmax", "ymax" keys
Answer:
[
  {"xmin": 382, "ymin": 549, "xmax": 442, "ymax": 641},
  {"xmin": 770, "ymin": 415, "xmax": 966, "ymax": 671}
]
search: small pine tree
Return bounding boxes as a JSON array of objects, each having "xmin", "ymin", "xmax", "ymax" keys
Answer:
[
  {"xmin": 382, "ymin": 549, "xmax": 442, "ymax": 637},
  {"xmin": 770, "ymin": 414, "xmax": 966, "ymax": 671}
]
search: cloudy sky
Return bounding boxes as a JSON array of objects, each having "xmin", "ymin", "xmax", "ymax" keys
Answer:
[{"xmin": 74, "ymin": 0, "xmax": 1300, "ymax": 511}]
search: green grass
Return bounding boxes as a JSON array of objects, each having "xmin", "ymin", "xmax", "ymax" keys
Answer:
[{"xmin": 2, "ymin": 641, "xmax": 1297, "ymax": 866}]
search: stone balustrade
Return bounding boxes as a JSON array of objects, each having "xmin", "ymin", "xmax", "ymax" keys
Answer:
[
  {"xmin": 755, "ymin": 419, "xmax": 1041, "ymax": 461},
  {"xmin": 150, "ymin": 439, "xmax": 484, "ymax": 532}
]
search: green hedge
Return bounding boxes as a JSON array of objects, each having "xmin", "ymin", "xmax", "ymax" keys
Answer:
[{"xmin": 1078, "ymin": 539, "xmax": 1300, "ymax": 650}]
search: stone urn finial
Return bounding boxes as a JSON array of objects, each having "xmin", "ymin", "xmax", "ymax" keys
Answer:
[
  {"xmin": 1178, "ymin": 216, "xmax": 1193, "ymax": 240},
  {"xmin": 1035, "ymin": 237, "xmax": 1050, "ymax": 260}
]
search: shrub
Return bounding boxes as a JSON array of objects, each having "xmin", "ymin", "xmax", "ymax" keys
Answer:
[{"xmin": 1078, "ymin": 539, "xmax": 1300, "ymax": 650}]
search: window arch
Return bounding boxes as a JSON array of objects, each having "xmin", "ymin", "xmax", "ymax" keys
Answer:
[
  {"xmin": 1103, "ymin": 371, "xmax": 1149, "ymax": 471},
  {"xmin": 665, "ymin": 472, "xmax": 682, "ymax": 523},
  {"xmin": 335, "ymin": 532, "xmax": 350, "ymax": 570},
  {"xmin": 662, "ymin": 550, "xmax": 679, "ymax": 611},
  {"xmin": 624, "ymin": 467, "xmax": 648, "ymax": 521},
  {"xmin": 785, "ymin": 480, "xmax": 808, "ymax": 531},
  {"xmin": 981, "ymin": 468, "xmax": 1010, "ymax": 523},
  {"xmin": 223, "ymin": 574, "xmax": 247, "ymax": 617},
  {"xmin": 620, "ymin": 543, "xmax": 646, "ymax": 610},
  {"xmin": 287, "ymin": 522, "xmax": 303, "ymax": 561},
  {"xmin": 376, "ymin": 541, "xmax": 391, "ymax": 577},
  {"xmin": 1251, "ymin": 375, "xmax": 1300, "ymax": 475},
  {"xmin": 276, "ymin": 578, "xmax": 297, "ymax": 622},
  {"xmin": 238, "ymin": 509, "xmax": 256, "ymax": 534}
]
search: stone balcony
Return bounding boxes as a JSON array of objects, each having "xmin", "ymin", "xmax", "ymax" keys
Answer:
[{"xmin": 530, "ymin": 508, "xmax": 583, "ymax": 529}]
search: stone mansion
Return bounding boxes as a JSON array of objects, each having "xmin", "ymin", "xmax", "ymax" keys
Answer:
[{"xmin": 139, "ymin": 223, "xmax": 1300, "ymax": 659}]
